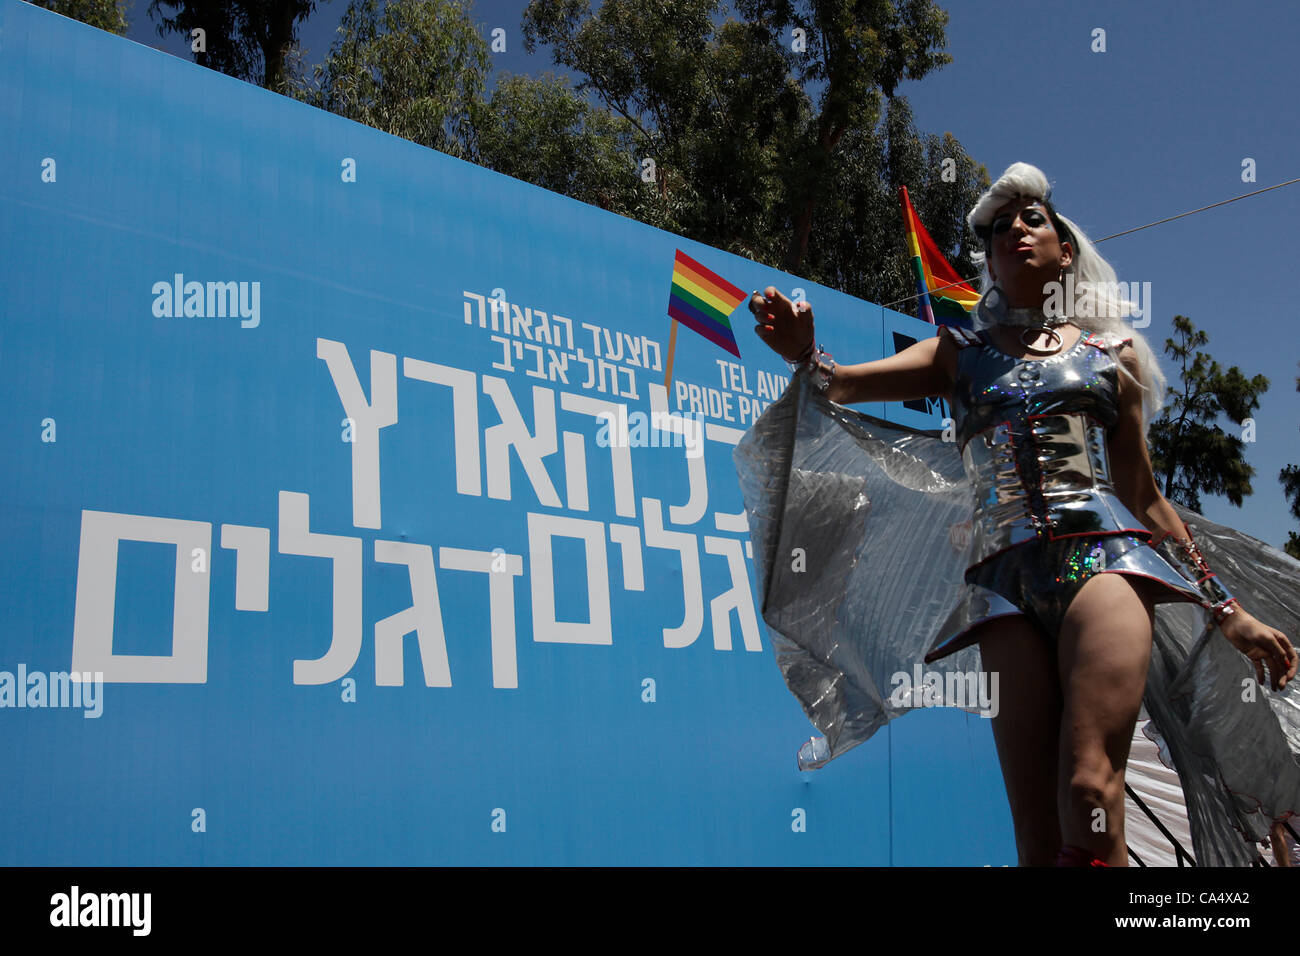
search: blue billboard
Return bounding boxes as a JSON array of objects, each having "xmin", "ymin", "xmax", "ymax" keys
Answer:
[{"xmin": 0, "ymin": 0, "xmax": 1010, "ymax": 865}]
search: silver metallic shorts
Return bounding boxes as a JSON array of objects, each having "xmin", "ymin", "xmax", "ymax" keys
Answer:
[{"xmin": 925, "ymin": 533, "xmax": 1203, "ymax": 663}]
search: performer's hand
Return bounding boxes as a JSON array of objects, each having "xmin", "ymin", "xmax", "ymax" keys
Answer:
[
  {"xmin": 1219, "ymin": 609, "xmax": 1298, "ymax": 691},
  {"xmin": 750, "ymin": 287, "xmax": 814, "ymax": 362}
]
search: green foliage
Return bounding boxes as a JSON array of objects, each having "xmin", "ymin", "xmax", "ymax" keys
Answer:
[
  {"xmin": 1147, "ymin": 315, "xmax": 1269, "ymax": 514},
  {"xmin": 149, "ymin": 0, "xmax": 318, "ymax": 91},
  {"xmin": 1280, "ymin": 364, "xmax": 1300, "ymax": 558},
  {"xmin": 286, "ymin": 0, "xmax": 985, "ymax": 306},
  {"xmin": 517, "ymin": 0, "xmax": 987, "ymax": 306},
  {"xmin": 290, "ymin": 0, "xmax": 488, "ymax": 160},
  {"xmin": 30, "ymin": 0, "xmax": 127, "ymax": 35},
  {"xmin": 810, "ymin": 96, "xmax": 986, "ymax": 306},
  {"xmin": 467, "ymin": 72, "xmax": 652, "ymax": 218}
]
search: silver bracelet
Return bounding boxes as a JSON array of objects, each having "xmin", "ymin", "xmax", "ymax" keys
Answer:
[
  {"xmin": 1152, "ymin": 525, "xmax": 1237, "ymax": 617},
  {"xmin": 787, "ymin": 344, "xmax": 835, "ymax": 392}
]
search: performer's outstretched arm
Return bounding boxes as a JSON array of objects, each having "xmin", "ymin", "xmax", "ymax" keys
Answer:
[
  {"xmin": 819, "ymin": 334, "xmax": 956, "ymax": 405},
  {"xmin": 749, "ymin": 286, "xmax": 955, "ymax": 405},
  {"xmin": 1109, "ymin": 343, "xmax": 1297, "ymax": 690}
]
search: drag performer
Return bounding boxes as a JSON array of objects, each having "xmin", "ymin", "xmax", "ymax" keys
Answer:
[{"xmin": 738, "ymin": 163, "xmax": 1299, "ymax": 866}]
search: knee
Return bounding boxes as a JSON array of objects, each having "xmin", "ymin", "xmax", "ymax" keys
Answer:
[{"xmin": 1065, "ymin": 763, "xmax": 1124, "ymax": 823}]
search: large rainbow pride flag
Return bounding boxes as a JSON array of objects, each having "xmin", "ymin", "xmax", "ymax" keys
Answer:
[
  {"xmin": 667, "ymin": 249, "xmax": 745, "ymax": 358},
  {"xmin": 899, "ymin": 186, "xmax": 978, "ymax": 327}
]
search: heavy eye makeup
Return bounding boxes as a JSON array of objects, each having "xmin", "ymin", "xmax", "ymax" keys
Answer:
[{"xmin": 991, "ymin": 206, "xmax": 1050, "ymax": 236}]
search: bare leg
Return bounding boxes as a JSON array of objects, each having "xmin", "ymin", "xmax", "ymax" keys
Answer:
[
  {"xmin": 1056, "ymin": 573, "xmax": 1157, "ymax": 866},
  {"xmin": 1270, "ymin": 822, "xmax": 1294, "ymax": 867},
  {"xmin": 977, "ymin": 615, "xmax": 1062, "ymax": 865}
]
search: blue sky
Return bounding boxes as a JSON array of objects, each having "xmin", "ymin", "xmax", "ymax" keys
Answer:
[
  {"xmin": 124, "ymin": 0, "xmax": 1300, "ymax": 548},
  {"xmin": 898, "ymin": 0, "xmax": 1300, "ymax": 548}
]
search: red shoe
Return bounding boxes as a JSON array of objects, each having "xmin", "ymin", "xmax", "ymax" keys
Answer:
[{"xmin": 1056, "ymin": 844, "xmax": 1110, "ymax": 867}]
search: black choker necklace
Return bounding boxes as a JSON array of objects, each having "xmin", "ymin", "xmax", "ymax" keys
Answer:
[{"xmin": 1001, "ymin": 307, "xmax": 1068, "ymax": 329}]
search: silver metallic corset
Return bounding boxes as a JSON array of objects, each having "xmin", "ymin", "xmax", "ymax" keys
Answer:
[{"xmin": 951, "ymin": 330, "xmax": 1147, "ymax": 569}]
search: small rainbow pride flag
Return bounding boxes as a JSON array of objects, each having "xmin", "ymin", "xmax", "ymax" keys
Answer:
[
  {"xmin": 900, "ymin": 186, "xmax": 978, "ymax": 327},
  {"xmin": 666, "ymin": 250, "xmax": 745, "ymax": 358}
]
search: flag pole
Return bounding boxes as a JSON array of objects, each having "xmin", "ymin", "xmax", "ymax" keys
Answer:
[
  {"xmin": 899, "ymin": 186, "xmax": 936, "ymax": 325},
  {"xmin": 664, "ymin": 319, "xmax": 679, "ymax": 391}
]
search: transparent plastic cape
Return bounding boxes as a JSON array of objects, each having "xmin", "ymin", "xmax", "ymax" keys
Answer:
[{"xmin": 734, "ymin": 368, "xmax": 1300, "ymax": 866}]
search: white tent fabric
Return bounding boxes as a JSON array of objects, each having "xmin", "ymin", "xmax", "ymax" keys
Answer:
[{"xmin": 1124, "ymin": 716, "xmax": 1195, "ymax": 866}]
